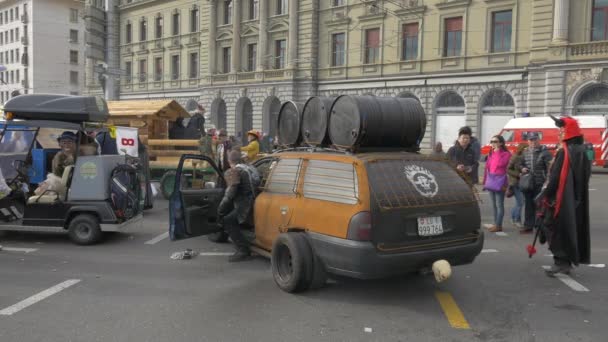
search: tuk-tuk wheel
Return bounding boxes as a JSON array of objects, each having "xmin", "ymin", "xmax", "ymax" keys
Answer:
[
  {"xmin": 208, "ymin": 231, "xmax": 229, "ymax": 243},
  {"xmin": 160, "ymin": 171, "xmax": 177, "ymax": 200},
  {"xmin": 68, "ymin": 214, "xmax": 103, "ymax": 245}
]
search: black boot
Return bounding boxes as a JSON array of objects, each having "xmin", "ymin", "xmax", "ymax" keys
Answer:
[
  {"xmin": 228, "ymin": 248, "xmax": 251, "ymax": 263},
  {"xmin": 545, "ymin": 259, "xmax": 572, "ymax": 277}
]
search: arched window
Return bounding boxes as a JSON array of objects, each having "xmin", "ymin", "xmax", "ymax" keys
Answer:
[
  {"xmin": 575, "ymin": 86, "xmax": 608, "ymax": 115},
  {"xmin": 435, "ymin": 91, "xmax": 465, "ymax": 146},
  {"xmin": 480, "ymin": 89, "xmax": 514, "ymax": 144}
]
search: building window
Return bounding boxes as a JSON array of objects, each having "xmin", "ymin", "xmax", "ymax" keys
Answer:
[
  {"xmin": 249, "ymin": 0, "xmax": 259, "ymax": 20},
  {"xmin": 331, "ymin": 33, "xmax": 345, "ymax": 66},
  {"xmin": 189, "ymin": 52, "xmax": 198, "ymax": 78},
  {"xmin": 222, "ymin": 47, "xmax": 231, "ymax": 73},
  {"xmin": 364, "ymin": 28, "xmax": 380, "ymax": 64},
  {"xmin": 139, "ymin": 59, "xmax": 147, "ymax": 82},
  {"xmin": 444, "ymin": 17, "xmax": 463, "ymax": 57},
  {"xmin": 1, "ymin": 34, "xmax": 3, "ymax": 45},
  {"xmin": 15, "ymin": 7, "xmax": 18, "ymax": 20},
  {"xmin": 274, "ymin": 39, "xmax": 286, "ymax": 69},
  {"xmin": 277, "ymin": 0, "xmax": 288, "ymax": 15},
  {"xmin": 125, "ymin": 61, "xmax": 132, "ymax": 83},
  {"xmin": 15, "ymin": 28, "xmax": 18, "ymax": 40},
  {"xmin": 190, "ymin": 6, "xmax": 199, "ymax": 32},
  {"xmin": 172, "ymin": 12, "xmax": 180, "ymax": 36},
  {"xmin": 491, "ymin": 10, "xmax": 512, "ymax": 52},
  {"xmin": 70, "ymin": 50, "xmax": 78, "ymax": 64},
  {"xmin": 16, "ymin": 69, "xmax": 19, "ymax": 83},
  {"xmin": 435, "ymin": 91, "xmax": 466, "ymax": 147},
  {"xmin": 480, "ymin": 89, "xmax": 515, "ymax": 144},
  {"xmin": 171, "ymin": 55, "xmax": 180, "ymax": 80},
  {"xmin": 70, "ymin": 71, "xmax": 79, "ymax": 86},
  {"xmin": 10, "ymin": 50, "xmax": 14, "ymax": 63},
  {"xmin": 333, "ymin": 0, "xmax": 345, "ymax": 6},
  {"xmin": 247, "ymin": 43, "xmax": 257, "ymax": 71},
  {"xmin": 140, "ymin": 18, "xmax": 147, "ymax": 41},
  {"xmin": 224, "ymin": 0, "xmax": 233, "ymax": 25},
  {"xmin": 0, "ymin": 13, "xmax": 3, "ymax": 25},
  {"xmin": 10, "ymin": 29, "xmax": 13, "ymax": 43},
  {"xmin": 155, "ymin": 16, "xmax": 163, "ymax": 39},
  {"xmin": 401, "ymin": 23, "xmax": 418, "ymax": 61},
  {"xmin": 69, "ymin": 8, "xmax": 78, "ymax": 23},
  {"xmin": 126, "ymin": 22, "xmax": 132, "ymax": 43},
  {"xmin": 10, "ymin": 8, "xmax": 13, "ymax": 21},
  {"xmin": 15, "ymin": 48, "xmax": 19, "ymax": 62},
  {"xmin": 592, "ymin": 0, "xmax": 608, "ymax": 41},
  {"xmin": 70, "ymin": 29, "xmax": 78, "ymax": 43},
  {"xmin": 154, "ymin": 57, "xmax": 163, "ymax": 81}
]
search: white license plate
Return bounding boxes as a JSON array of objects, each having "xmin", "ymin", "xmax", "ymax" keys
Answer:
[{"xmin": 417, "ymin": 216, "xmax": 444, "ymax": 236}]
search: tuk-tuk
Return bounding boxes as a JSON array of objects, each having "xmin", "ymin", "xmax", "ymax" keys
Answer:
[{"xmin": 0, "ymin": 94, "xmax": 145, "ymax": 245}]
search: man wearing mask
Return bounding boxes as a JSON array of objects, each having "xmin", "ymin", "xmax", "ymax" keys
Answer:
[
  {"xmin": 519, "ymin": 132, "xmax": 552, "ymax": 233},
  {"xmin": 541, "ymin": 116, "xmax": 591, "ymax": 276}
]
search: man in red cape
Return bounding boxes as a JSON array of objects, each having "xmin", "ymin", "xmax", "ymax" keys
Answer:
[{"xmin": 541, "ymin": 115, "xmax": 591, "ymax": 276}]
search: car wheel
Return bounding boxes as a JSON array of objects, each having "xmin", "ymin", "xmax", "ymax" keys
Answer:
[
  {"xmin": 271, "ymin": 233, "xmax": 313, "ymax": 293},
  {"xmin": 68, "ymin": 214, "xmax": 103, "ymax": 245},
  {"xmin": 208, "ymin": 231, "xmax": 229, "ymax": 243},
  {"xmin": 309, "ymin": 252, "xmax": 328, "ymax": 290},
  {"xmin": 160, "ymin": 171, "xmax": 177, "ymax": 200}
]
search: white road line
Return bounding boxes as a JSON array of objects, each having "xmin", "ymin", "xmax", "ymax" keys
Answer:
[
  {"xmin": 481, "ymin": 249, "xmax": 498, "ymax": 253},
  {"xmin": 589, "ymin": 189, "xmax": 597, "ymax": 191},
  {"xmin": 144, "ymin": 232, "xmax": 169, "ymax": 245},
  {"xmin": 542, "ymin": 266, "xmax": 589, "ymax": 292},
  {"xmin": 198, "ymin": 252, "xmax": 233, "ymax": 256},
  {"xmin": 495, "ymin": 232, "xmax": 509, "ymax": 237},
  {"xmin": 2, "ymin": 247, "xmax": 38, "ymax": 253},
  {"xmin": 0, "ymin": 279, "xmax": 81, "ymax": 316}
]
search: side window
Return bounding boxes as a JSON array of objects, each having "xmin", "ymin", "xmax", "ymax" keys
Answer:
[
  {"xmin": 254, "ymin": 158, "xmax": 277, "ymax": 189},
  {"xmin": 303, "ymin": 160, "xmax": 358, "ymax": 204},
  {"xmin": 180, "ymin": 158, "xmax": 220, "ymax": 190},
  {"xmin": 265, "ymin": 158, "xmax": 302, "ymax": 194},
  {"xmin": 501, "ymin": 130, "xmax": 514, "ymax": 142},
  {"xmin": 522, "ymin": 131, "xmax": 543, "ymax": 141}
]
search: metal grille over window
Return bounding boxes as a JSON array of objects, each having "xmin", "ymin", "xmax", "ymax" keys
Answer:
[
  {"xmin": 366, "ymin": 157, "xmax": 477, "ymax": 211},
  {"xmin": 303, "ymin": 160, "xmax": 358, "ymax": 205},
  {"xmin": 266, "ymin": 158, "xmax": 301, "ymax": 194}
]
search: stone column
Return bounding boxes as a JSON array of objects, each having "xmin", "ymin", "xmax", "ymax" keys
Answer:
[
  {"xmin": 256, "ymin": 0, "xmax": 268, "ymax": 71},
  {"xmin": 231, "ymin": 0, "xmax": 241, "ymax": 73},
  {"xmin": 552, "ymin": 0, "xmax": 570, "ymax": 44},
  {"xmin": 287, "ymin": 0, "xmax": 298, "ymax": 69},
  {"xmin": 208, "ymin": 0, "xmax": 217, "ymax": 75}
]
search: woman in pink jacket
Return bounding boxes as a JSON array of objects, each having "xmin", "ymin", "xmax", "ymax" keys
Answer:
[{"xmin": 484, "ymin": 135, "xmax": 512, "ymax": 232}]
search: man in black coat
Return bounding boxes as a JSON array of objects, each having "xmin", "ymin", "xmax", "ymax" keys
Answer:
[{"xmin": 542, "ymin": 115, "xmax": 591, "ymax": 276}]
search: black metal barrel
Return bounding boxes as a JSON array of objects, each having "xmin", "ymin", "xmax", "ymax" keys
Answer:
[
  {"xmin": 328, "ymin": 95, "xmax": 426, "ymax": 150},
  {"xmin": 277, "ymin": 101, "xmax": 303, "ymax": 146},
  {"xmin": 301, "ymin": 96, "xmax": 336, "ymax": 146}
]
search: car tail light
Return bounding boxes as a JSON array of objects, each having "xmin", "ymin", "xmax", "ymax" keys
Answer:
[{"xmin": 347, "ymin": 211, "xmax": 372, "ymax": 241}]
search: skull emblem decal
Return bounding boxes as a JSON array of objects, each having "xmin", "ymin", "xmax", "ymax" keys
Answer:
[{"xmin": 404, "ymin": 165, "xmax": 439, "ymax": 198}]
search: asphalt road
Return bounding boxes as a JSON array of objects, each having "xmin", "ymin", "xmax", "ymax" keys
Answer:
[{"xmin": 1, "ymin": 176, "xmax": 607, "ymax": 342}]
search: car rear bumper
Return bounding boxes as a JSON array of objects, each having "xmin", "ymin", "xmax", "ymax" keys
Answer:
[
  {"xmin": 307, "ymin": 231, "xmax": 484, "ymax": 279},
  {"xmin": 100, "ymin": 213, "xmax": 144, "ymax": 232}
]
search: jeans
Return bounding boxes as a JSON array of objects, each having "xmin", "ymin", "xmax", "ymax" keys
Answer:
[
  {"xmin": 510, "ymin": 186, "xmax": 524, "ymax": 223},
  {"xmin": 222, "ymin": 209, "xmax": 250, "ymax": 252},
  {"xmin": 524, "ymin": 188, "xmax": 541, "ymax": 229},
  {"xmin": 489, "ymin": 190, "xmax": 505, "ymax": 227}
]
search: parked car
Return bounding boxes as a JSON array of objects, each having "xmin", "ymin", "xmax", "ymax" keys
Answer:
[{"xmin": 169, "ymin": 148, "xmax": 484, "ymax": 293}]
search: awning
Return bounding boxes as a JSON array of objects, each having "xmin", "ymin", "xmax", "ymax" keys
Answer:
[{"xmin": 106, "ymin": 100, "xmax": 190, "ymax": 121}]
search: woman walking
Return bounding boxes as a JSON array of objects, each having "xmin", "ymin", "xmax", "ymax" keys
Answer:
[
  {"xmin": 507, "ymin": 143, "xmax": 528, "ymax": 230},
  {"xmin": 483, "ymin": 135, "xmax": 512, "ymax": 232}
]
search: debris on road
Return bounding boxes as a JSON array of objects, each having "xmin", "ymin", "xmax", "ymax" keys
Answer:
[{"xmin": 171, "ymin": 249, "xmax": 198, "ymax": 260}]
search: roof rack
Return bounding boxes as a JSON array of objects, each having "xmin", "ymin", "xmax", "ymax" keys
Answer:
[{"xmin": 273, "ymin": 146, "xmax": 352, "ymax": 155}]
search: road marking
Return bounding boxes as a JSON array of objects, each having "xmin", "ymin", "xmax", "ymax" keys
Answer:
[
  {"xmin": 495, "ymin": 232, "xmax": 508, "ymax": 237},
  {"xmin": 144, "ymin": 232, "xmax": 169, "ymax": 245},
  {"xmin": 587, "ymin": 264, "xmax": 606, "ymax": 268},
  {"xmin": 542, "ymin": 266, "xmax": 589, "ymax": 292},
  {"xmin": 589, "ymin": 189, "xmax": 597, "ymax": 191},
  {"xmin": 0, "ymin": 279, "xmax": 81, "ymax": 316},
  {"xmin": 435, "ymin": 292, "xmax": 471, "ymax": 330},
  {"xmin": 481, "ymin": 249, "xmax": 498, "ymax": 253},
  {"xmin": 198, "ymin": 252, "xmax": 233, "ymax": 256},
  {"xmin": 2, "ymin": 247, "xmax": 38, "ymax": 253}
]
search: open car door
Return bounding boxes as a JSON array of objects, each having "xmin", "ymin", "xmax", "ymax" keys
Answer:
[{"xmin": 169, "ymin": 154, "xmax": 225, "ymax": 241}]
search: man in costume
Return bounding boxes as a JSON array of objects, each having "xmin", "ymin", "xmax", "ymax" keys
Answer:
[{"xmin": 541, "ymin": 115, "xmax": 591, "ymax": 276}]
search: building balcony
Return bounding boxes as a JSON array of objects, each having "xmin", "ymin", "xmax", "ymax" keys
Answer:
[
  {"xmin": 212, "ymin": 74, "xmax": 229, "ymax": 83},
  {"xmin": 265, "ymin": 69, "xmax": 286, "ymax": 79},
  {"xmin": 20, "ymin": 13, "xmax": 28, "ymax": 24},
  {"xmin": 569, "ymin": 40, "xmax": 608, "ymax": 58},
  {"xmin": 237, "ymin": 72, "xmax": 256, "ymax": 81}
]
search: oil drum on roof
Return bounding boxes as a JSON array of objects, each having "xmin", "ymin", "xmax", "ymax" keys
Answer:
[
  {"xmin": 328, "ymin": 95, "xmax": 426, "ymax": 150},
  {"xmin": 277, "ymin": 101, "xmax": 303, "ymax": 146},
  {"xmin": 301, "ymin": 96, "xmax": 336, "ymax": 146}
]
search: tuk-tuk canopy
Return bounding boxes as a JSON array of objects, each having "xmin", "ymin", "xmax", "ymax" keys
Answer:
[
  {"xmin": 3, "ymin": 94, "xmax": 109, "ymax": 123},
  {"xmin": 106, "ymin": 100, "xmax": 189, "ymax": 121}
]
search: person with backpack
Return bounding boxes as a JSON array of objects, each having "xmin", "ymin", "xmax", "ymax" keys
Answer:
[{"xmin": 217, "ymin": 150, "xmax": 260, "ymax": 262}]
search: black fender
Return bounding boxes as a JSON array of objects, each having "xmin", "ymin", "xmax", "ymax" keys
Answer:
[{"xmin": 65, "ymin": 202, "xmax": 117, "ymax": 226}]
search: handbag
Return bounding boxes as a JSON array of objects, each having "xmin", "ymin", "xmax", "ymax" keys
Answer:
[
  {"xmin": 484, "ymin": 173, "xmax": 508, "ymax": 192},
  {"xmin": 505, "ymin": 185, "xmax": 514, "ymax": 198},
  {"xmin": 519, "ymin": 173, "xmax": 534, "ymax": 192}
]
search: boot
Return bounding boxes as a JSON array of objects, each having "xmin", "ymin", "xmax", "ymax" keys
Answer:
[
  {"xmin": 228, "ymin": 248, "xmax": 252, "ymax": 263},
  {"xmin": 487, "ymin": 225, "xmax": 502, "ymax": 232},
  {"xmin": 545, "ymin": 262, "xmax": 572, "ymax": 277}
]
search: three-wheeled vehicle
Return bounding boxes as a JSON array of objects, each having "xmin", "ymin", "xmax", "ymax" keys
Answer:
[{"xmin": 0, "ymin": 94, "xmax": 144, "ymax": 245}]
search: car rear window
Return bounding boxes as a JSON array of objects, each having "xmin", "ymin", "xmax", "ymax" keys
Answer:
[
  {"xmin": 303, "ymin": 160, "xmax": 358, "ymax": 204},
  {"xmin": 365, "ymin": 157, "xmax": 477, "ymax": 211},
  {"xmin": 266, "ymin": 158, "xmax": 302, "ymax": 195}
]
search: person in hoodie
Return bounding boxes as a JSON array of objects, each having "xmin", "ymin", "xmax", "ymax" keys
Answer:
[
  {"xmin": 483, "ymin": 135, "xmax": 512, "ymax": 232},
  {"xmin": 458, "ymin": 126, "xmax": 481, "ymax": 184},
  {"xmin": 447, "ymin": 129, "xmax": 477, "ymax": 184}
]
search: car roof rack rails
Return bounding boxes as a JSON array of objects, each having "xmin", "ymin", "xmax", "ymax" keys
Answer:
[{"xmin": 274, "ymin": 146, "xmax": 352, "ymax": 155}]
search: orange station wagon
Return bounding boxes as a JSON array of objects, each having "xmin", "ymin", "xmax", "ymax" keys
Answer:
[{"xmin": 169, "ymin": 149, "xmax": 484, "ymax": 292}]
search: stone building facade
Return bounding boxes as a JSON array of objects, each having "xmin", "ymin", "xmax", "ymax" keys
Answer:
[{"xmin": 94, "ymin": 0, "xmax": 608, "ymax": 150}]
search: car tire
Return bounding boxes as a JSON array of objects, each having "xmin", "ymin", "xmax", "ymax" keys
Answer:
[
  {"xmin": 309, "ymin": 251, "xmax": 328, "ymax": 290},
  {"xmin": 68, "ymin": 214, "xmax": 103, "ymax": 245},
  {"xmin": 160, "ymin": 171, "xmax": 177, "ymax": 200},
  {"xmin": 208, "ymin": 231, "xmax": 229, "ymax": 243},
  {"xmin": 271, "ymin": 233, "xmax": 313, "ymax": 293}
]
